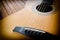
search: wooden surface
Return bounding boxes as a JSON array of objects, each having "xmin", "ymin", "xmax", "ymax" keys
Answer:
[
  {"xmin": 0, "ymin": 0, "xmax": 59, "ymax": 40},
  {"xmin": 1, "ymin": 0, "xmax": 26, "ymax": 18}
]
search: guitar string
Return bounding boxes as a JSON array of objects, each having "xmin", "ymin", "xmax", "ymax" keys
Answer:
[
  {"xmin": 41, "ymin": 1, "xmax": 46, "ymax": 12},
  {"xmin": 37, "ymin": 3, "xmax": 43, "ymax": 12},
  {"xmin": 43, "ymin": 3, "xmax": 46, "ymax": 12},
  {"xmin": 40, "ymin": 3, "xmax": 43, "ymax": 11}
]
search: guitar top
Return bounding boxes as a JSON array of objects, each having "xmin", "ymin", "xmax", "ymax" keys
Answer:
[{"xmin": 1, "ymin": 0, "xmax": 59, "ymax": 40}]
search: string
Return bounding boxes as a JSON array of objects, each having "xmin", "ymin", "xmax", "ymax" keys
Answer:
[{"xmin": 43, "ymin": 3, "xmax": 46, "ymax": 12}]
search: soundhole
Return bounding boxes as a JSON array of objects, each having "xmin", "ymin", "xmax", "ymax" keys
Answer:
[{"xmin": 36, "ymin": 4, "xmax": 53, "ymax": 13}]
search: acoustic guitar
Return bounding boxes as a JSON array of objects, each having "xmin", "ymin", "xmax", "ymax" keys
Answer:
[{"xmin": 1, "ymin": 0, "xmax": 59, "ymax": 40}]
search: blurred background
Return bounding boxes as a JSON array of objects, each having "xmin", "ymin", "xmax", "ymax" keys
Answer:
[{"xmin": 0, "ymin": 0, "xmax": 26, "ymax": 20}]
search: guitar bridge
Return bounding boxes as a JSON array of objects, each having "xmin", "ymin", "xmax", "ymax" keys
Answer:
[{"xmin": 13, "ymin": 26, "xmax": 57, "ymax": 40}]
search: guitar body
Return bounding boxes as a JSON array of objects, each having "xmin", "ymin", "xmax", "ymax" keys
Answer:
[{"xmin": 1, "ymin": 0, "xmax": 59, "ymax": 39}]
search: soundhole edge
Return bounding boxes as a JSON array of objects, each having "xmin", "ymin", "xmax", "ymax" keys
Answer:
[{"xmin": 36, "ymin": 4, "xmax": 53, "ymax": 13}]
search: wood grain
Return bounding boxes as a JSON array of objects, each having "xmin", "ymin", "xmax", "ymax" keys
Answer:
[{"xmin": 1, "ymin": 0, "xmax": 26, "ymax": 18}]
